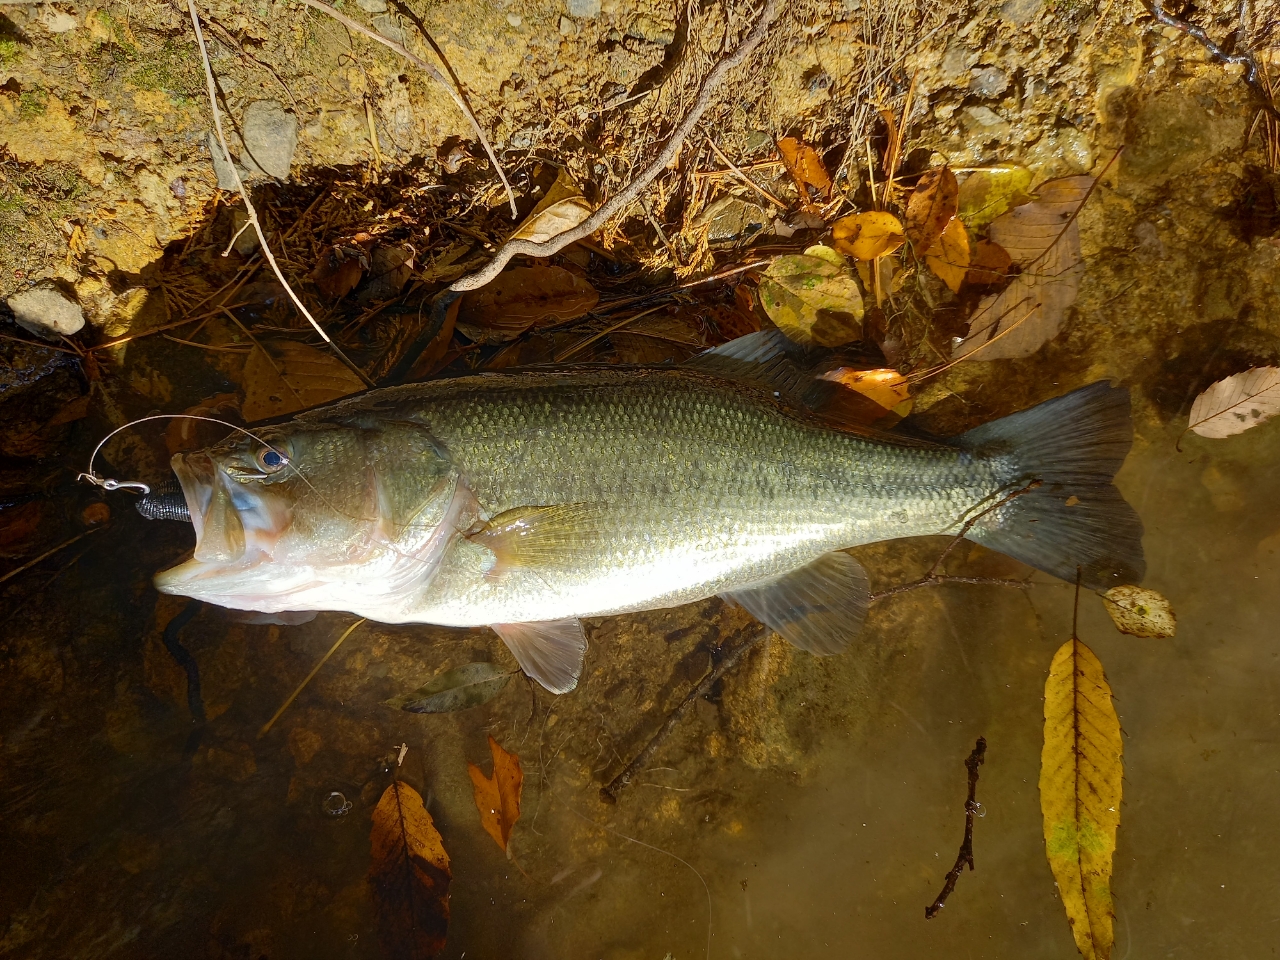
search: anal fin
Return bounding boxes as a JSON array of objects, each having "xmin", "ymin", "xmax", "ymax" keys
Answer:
[
  {"xmin": 723, "ymin": 551, "xmax": 869, "ymax": 656},
  {"xmin": 492, "ymin": 619, "xmax": 588, "ymax": 694}
]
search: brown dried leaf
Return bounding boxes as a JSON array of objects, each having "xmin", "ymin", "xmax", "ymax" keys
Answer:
[
  {"xmin": 456, "ymin": 265, "xmax": 599, "ymax": 344},
  {"xmin": 966, "ymin": 239, "xmax": 1014, "ymax": 287},
  {"xmin": 777, "ymin": 136, "xmax": 833, "ymax": 201},
  {"xmin": 1102, "ymin": 585, "xmax": 1176, "ymax": 638},
  {"xmin": 0, "ymin": 501, "xmax": 42, "ymax": 558},
  {"xmin": 510, "ymin": 168, "xmax": 592, "ymax": 244},
  {"xmin": 1187, "ymin": 367, "xmax": 1280, "ymax": 438},
  {"xmin": 468, "ymin": 735, "xmax": 523, "ymax": 855},
  {"xmin": 369, "ymin": 780, "xmax": 451, "ymax": 960},
  {"xmin": 165, "ymin": 393, "xmax": 241, "ymax": 455},
  {"xmin": 311, "ymin": 242, "xmax": 370, "ymax": 300},
  {"xmin": 953, "ymin": 176, "xmax": 1092, "ymax": 361},
  {"xmin": 905, "ymin": 167, "xmax": 959, "ymax": 253},
  {"xmin": 241, "ymin": 341, "xmax": 365, "ymax": 422},
  {"xmin": 925, "ymin": 216, "xmax": 971, "ymax": 293}
]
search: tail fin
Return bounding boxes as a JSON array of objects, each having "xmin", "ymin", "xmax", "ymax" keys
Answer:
[{"xmin": 957, "ymin": 382, "xmax": 1145, "ymax": 591}]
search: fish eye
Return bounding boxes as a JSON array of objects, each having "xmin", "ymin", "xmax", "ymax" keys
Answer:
[{"xmin": 256, "ymin": 447, "xmax": 289, "ymax": 473}]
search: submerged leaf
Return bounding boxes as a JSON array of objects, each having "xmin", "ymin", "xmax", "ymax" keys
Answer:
[
  {"xmin": 386, "ymin": 663, "xmax": 513, "ymax": 713},
  {"xmin": 456, "ymin": 265, "xmax": 599, "ymax": 343},
  {"xmin": 1102, "ymin": 586, "xmax": 1176, "ymax": 638},
  {"xmin": 831, "ymin": 211, "xmax": 905, "ymax": 261},
  {"xmin": 820, "ymin": 367, "xmax": 911, "ymax": 412},
  {"xmin": 1187, "ymin": 367, "xmax": 1280, "ymax": 438},
  {"xmin": 241, "ymin": 341, "xmax": 365, "ymax": 422},
  {"xmin": 468, "ymin": 735, "xmax": 523, "ymax": 855},
  {"xmin": 953, "ymin": 176, "xmax": 1092, "ymax": 361},
  {"xmin": 965, "ymin": 239, "xmax": 1014, "ymax": 287},
  {"xmin": 510, "ymin": 168, "xmax": 592, "ymax": 244},
  {"xmin": 778, "ymin": 136, "xmax": 833, "ymax": 201},
  {"xmin": 957, "ymin": 163, "xmax": 1033, "ymax": 230},
  {"xmin": 1040, "ymin": 637, "xmax": 1121, "ymax": 960},
  {"xmin": 369, "ymin": 780, "xmax": 451, "ymax": 959},
  {"xmin": 925, "ymin": 216, "xmax": 971, "ymax": 293},
  {"xmin": 905, "ymin": 166, "xmax": 959, "ymax": 254},
  {"xmin": 757, "ymin": 247, "xmax": 864, "ymax": 347}
]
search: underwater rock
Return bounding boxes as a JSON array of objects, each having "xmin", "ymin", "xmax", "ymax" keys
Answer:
[{"xmin": 6, "ymin": 284, "xmax": 84, "ymax": 339}]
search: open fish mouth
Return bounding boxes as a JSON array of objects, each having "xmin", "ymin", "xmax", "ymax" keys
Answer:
[{"xmin": 173, "ymin": 451, "xmax": 248, "ymax": 564}]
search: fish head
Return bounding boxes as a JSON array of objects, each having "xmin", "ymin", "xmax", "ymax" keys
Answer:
[{"xmin": 154, "ymin": 419, "xmax": 462, "ymax": 613}]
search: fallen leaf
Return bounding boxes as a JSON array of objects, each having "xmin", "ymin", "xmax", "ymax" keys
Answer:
[
  {"xmin": 820, "ymin": 367, "xmax": 911, "ymax": 411},
  {"xmin": 1187, "ymin": 367, "xmax": 1280, "ymax": 438},
  {"xmin": 456, "ymin": 265, "xmax": 599, "ymax": 344},
  {"xmin": 467, "ymin": 735, "xmax": 523, "ymax": 856},
  {"xmin": 510, "ymin": 168, "xmax": 593, "ymax": 244},
  {"xmin": 965, "ymin": 239, "xmax": 1014, "ymax": 287},
  {"xmin": 1102, "ymin": 585, "xmax": 1176, "ymax": 638},
  {"xmin": 311, "ymin": 238, "xmax": 373, "ymax": 299},
  {"xmin": 611, "ymin": 312, "xmax": 707, "ymax": 365},
  {"xmin": 386, "ymin": 663, "xmax": 513, "ymax": 714},
  {"xmin": 1040, "ymin": 636, "xmax": 1121, "ymax": 960},
  {"xmin": 241, "ymin": 341, "xmax": 366, "ymax": 421},
  {"xmin": 369, "ymin": 780, "xmax": 451, "ymax": 960},
  {"xmin": 777, "ymin": 136, "xmax": 833, "ymax": 202},
  {"xmin": 756, "ymin": 245, "xmax": 864, "ymax": 347},
  {"xmin": 46, "ymin": 394, "xmax": 91, "ymax": 427},
  {"xmin": 357, "ymin": 244, "xmax": 416, "ymax": 303},
  {"xmin": 905, "ymin": 166, "xmax": 959, "ymax": 254},
  {"xmin": 957, "ymin": 163, "xmax": 1033, "ymax": 230},
  {"xmin": 925, "ymin": 216, "xmax": 971, "ymax": 293},
  {"xmin": 853, "ymin": 255, "xmax": 903, "ymax": 308},
  {"xmin": 0, "ymin": 501, "xmax": 42, "ymax": 558},
  {"xmin": 831, "ymin": 211, "xmax": 905, "ymax": 261},
  {"xmin": 952, "ymin": 176, "xmax": 1093, "ymax": 361}
]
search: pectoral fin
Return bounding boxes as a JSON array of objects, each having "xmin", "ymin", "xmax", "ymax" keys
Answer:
[
  {"xmin": 492, "ymin": 619, "xmax": 588, "ymax": 694},
  {"xmin": 723, "ymin": 551, "xmax": 869, "ymax": 656},
  {"xmin": 468, "ymin": 504, "xmax": 606, "ymax": 575}
]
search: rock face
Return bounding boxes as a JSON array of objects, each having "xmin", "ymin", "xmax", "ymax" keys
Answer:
[
  {"xmin": 6, "ymin": 285, "xmax": 85, "ymax": 339},
  {"xmin": 240, "ymin": 101, "xmax": 298, "ymax": 181}
]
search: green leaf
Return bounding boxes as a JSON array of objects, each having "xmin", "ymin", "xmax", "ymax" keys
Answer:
[
  {"xmin": 385, "ymin": 662, "xmax": 513, "ymax": 713},
  {"xmin": 957, "ymin": 163, "xmax": 1033, "ymax": 231}
]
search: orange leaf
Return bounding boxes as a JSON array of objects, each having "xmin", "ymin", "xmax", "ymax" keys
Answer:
[
  {"xmin": 905, "ymin": 167, "xmax": 959, "ymax": 253},
  {"xmin": 468, "ymin": 735, "xmax": 523, "ymax": 855},
  {"xmin": 369, "ymin": 780, "xmax": 451, "ymax": 959},
  {"xmin": 925, "ymin": 216, "xmax": 971, "ymax": 293},
  {"xmin": 966, "ymin": 239, "xmax": 1014, "ymax": 287},
  {"xmin": 831, "ymin": 211, "xmax": 905, "ymax": 261},
  {"xmin": 778, "ymin": 136, "xmax": 833, "ymax": 201},
  {"xmin": 821, "ymin": 367, "xmax": 911, "ymax": 411}
]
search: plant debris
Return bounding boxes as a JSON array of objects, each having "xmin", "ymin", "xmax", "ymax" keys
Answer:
[
  {"xmin": 369, "ymin": 779, "xmax": 452, "ymax": 960},
  {"xmin": 468, "ymin": 735, "xmax": 523, "ymax": 856}
]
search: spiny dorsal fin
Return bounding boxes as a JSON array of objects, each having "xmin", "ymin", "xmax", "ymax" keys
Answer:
[
  {"xmin": 723, "ymin": 551, "xmax": 870, "ymax": 656},
  {"xmin": 683, "ymin": 329, "xmax": 808, "ymax": 400},
  {"xmin": 492, "ymin": 619, "xmax": 587, "ymax": 694}
]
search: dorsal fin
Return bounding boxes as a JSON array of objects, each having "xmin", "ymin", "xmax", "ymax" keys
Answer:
[{"xmin": 683, "ymin": 329, "xmax": 809, "ymax": 400}]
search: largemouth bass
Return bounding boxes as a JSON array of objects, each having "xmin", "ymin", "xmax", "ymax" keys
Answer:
[{"xmin": 154, "ymin": 332, "xmax": 1145, "ymax": 693}]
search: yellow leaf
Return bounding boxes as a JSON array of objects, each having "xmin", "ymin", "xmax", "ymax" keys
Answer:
[
  {"xmin": 957, "ymin": 163, "xmax": 1033, "ymax": 229},
  {"xmin": 757, "ymin": 249, "xmax": 864, "ymax": 347},
  {"xmin": 369, "ymin": 780, "xmax": 451, "ymax": 959},
  {"xmin": 241, "ymin": 341, "xmax": 366, "ymax": 422},
  {"xmin": 904, "ymin": 166, "xmax": 959, "ymax": 254},
  {"xmin": 510, "ymin": 168, "xmax": 592, "ymax": 244},
  {"xmin": 925, "ymin": 216, "xmax": 971, "ymax": 293},
  {"xmin": 1187, "ymin": 367, "xmax": 1280, "ymax": 439},
  {"xmin": 820, "ymin": 367, "xmax": 910, "ymax": 411},
  {"xmin": 777, "ymin": 136, "xmax": 833, "ymax": 201},
  {"xmin": 1040, "ymin": 637, "xmax": 1122, "ymax": 960},
  {"xmin": 831, "ymin": 211, "xmax": 905, "ymax": 261},
  {"xmin": 468, "ymin": 735, "xmax": 523, "ymax": 855},
  {"xmin": 1102, "ymin": 585, "xmax": 1176, "ymax": 638}
]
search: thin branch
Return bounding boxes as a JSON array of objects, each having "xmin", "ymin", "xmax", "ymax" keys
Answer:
[
  {"xmin": 296, "ymin": 0, "xmax": 517, "ymax": 216},
  {"xmin": 600, "ymin": 622, "xmax": 769, "ymax": 804},
  {"xmin": 186, "ymin": 0, "xmax": 374, "ymax": 388},
  {"xmin": 703, "ymin": 137, "xmax": 789, "ymax": 210},
  {"xmin": 1143, "ymin": 0, "xmax": 1279, "ymax": 119},
  {"xmin": 925, "ymin": 736, "xmax": 987, "ymax": 919},
  {"xmin": 448, "ymin": 0, "xmax": 785, "ymax": 293},
  {"xmin": 0, "ymin": 528, "xmax": 102, "ymax": 588},
  {"xmin": 258, "ymin": 618, "xmax": 365, "ymax": 737}
]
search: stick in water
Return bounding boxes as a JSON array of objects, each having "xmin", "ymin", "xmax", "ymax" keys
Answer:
[
  {"xmin": 259, "ymin": 618, "xmax": 366, "ymax": 738},
  {"xmin": 926, "ymin": 736, "xmax": 988, "ymax": 919}
]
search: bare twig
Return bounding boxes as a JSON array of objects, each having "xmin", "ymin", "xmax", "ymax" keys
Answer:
[
  {"xmin": 703, "ymin": 137, "xmax": 789, "ymax": 210},
  {"xmin": 600, "ymin": 622, "xmax": 769, "ymax": 804},
  {"xmin": 1143, "ymin": 0, "xmax": 1279, "ymax": 119},
  {"xmin": 258, "ymin": 618, "xmax": 365, "ymax": 738},
  {"xmin": 925, "ymin": 736, "xmax": 987, "ymax": 919},
  {"xmin": 296, "ymin": 0, "xmax": 517, "ymax": 216},
  {"xmin": 448, "ymin": 0, "xmax": 785, "ymax": 293},
  {"xmin": 186, "ymin": 0, "xmax": 374, "ymax": 388},
  {"xmin": 0, "ymin": 528, "xmax": 102, "ymax": 588}
]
